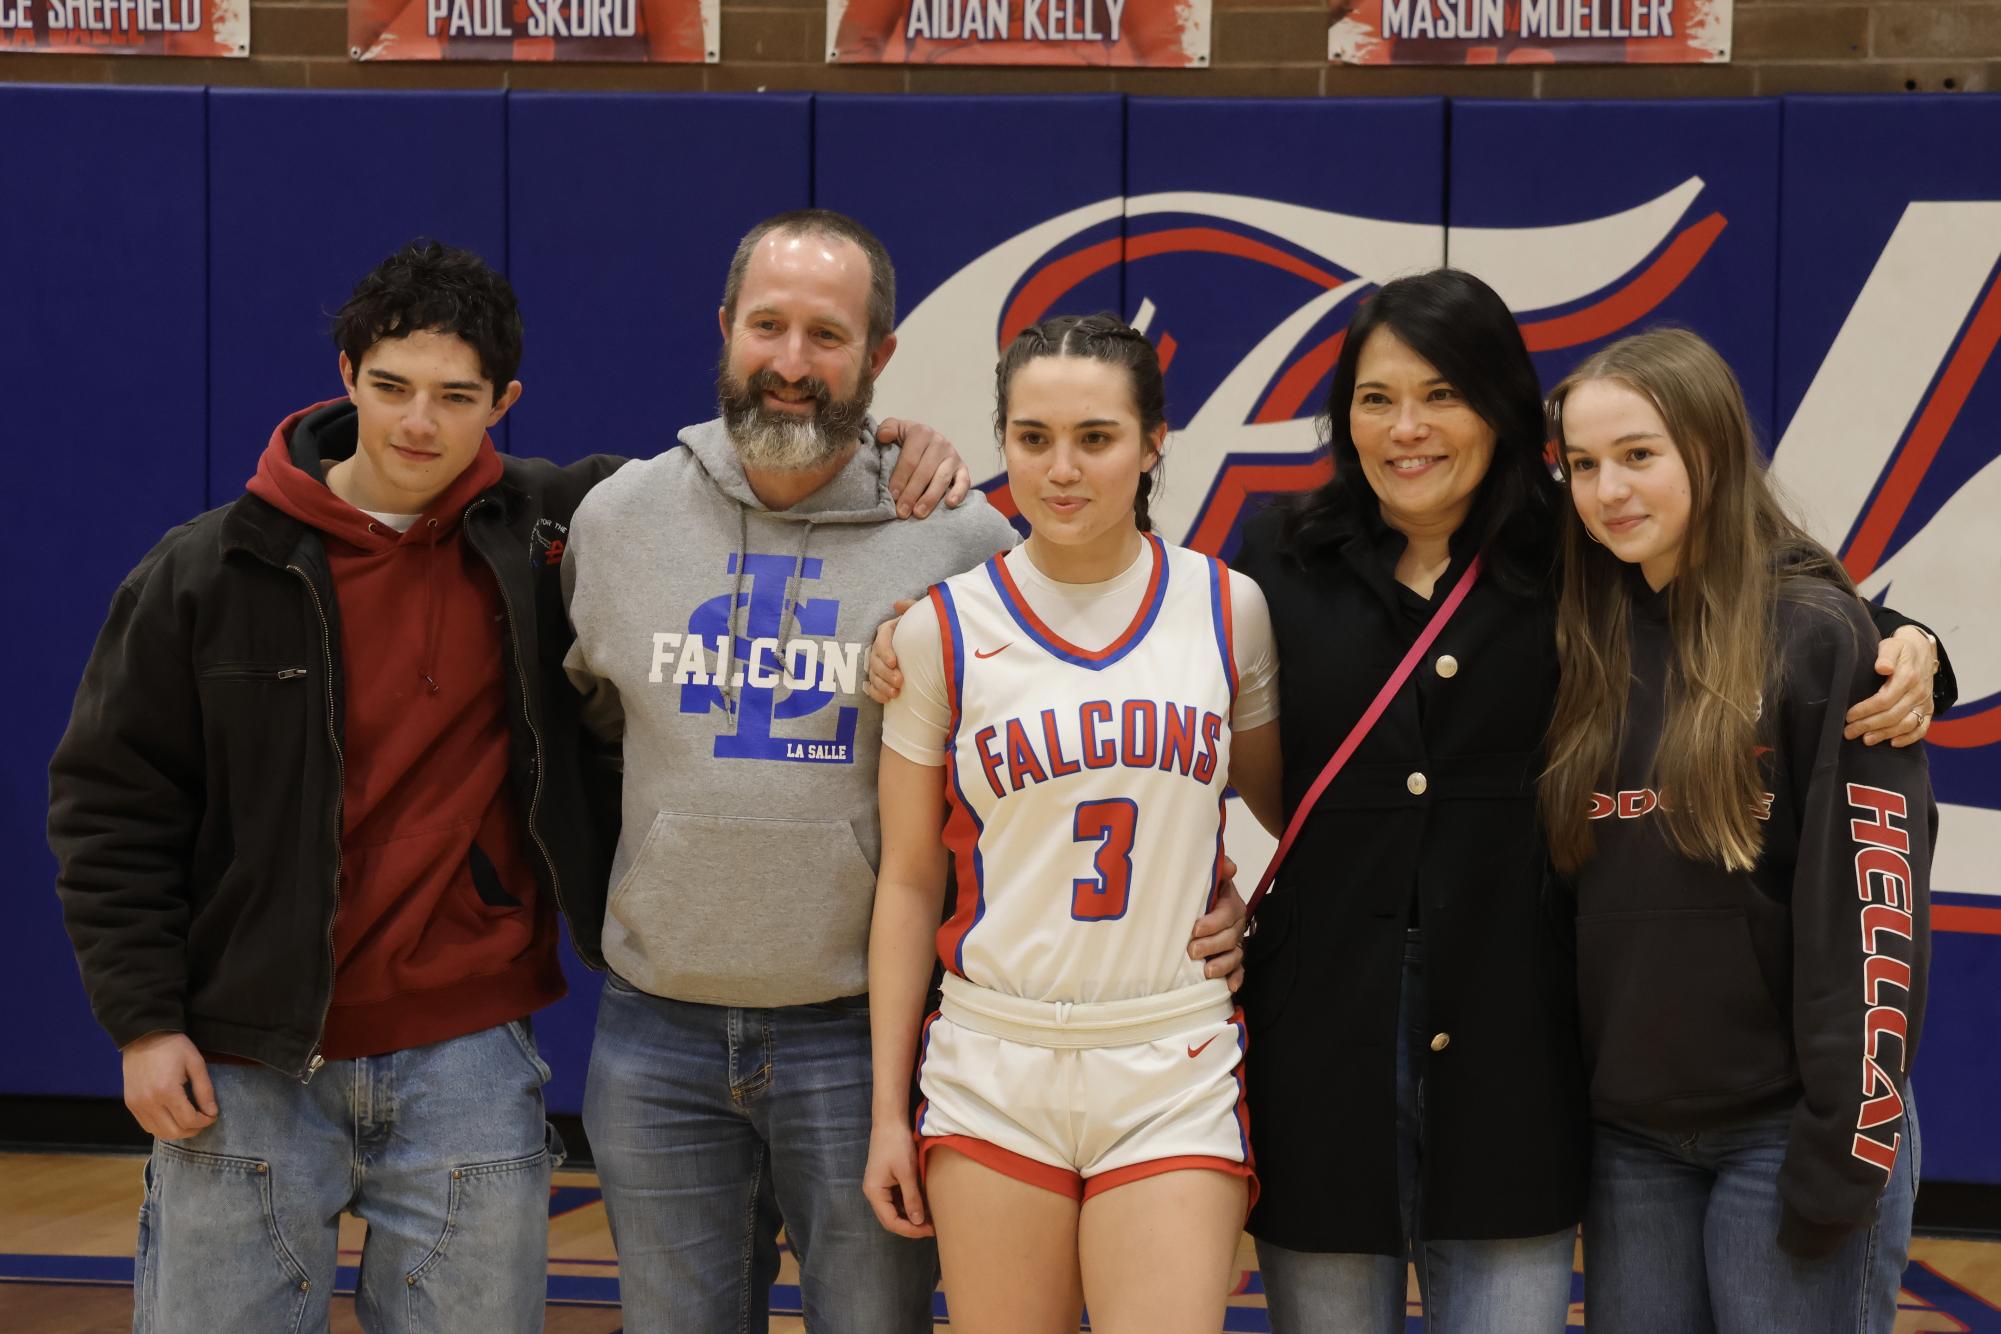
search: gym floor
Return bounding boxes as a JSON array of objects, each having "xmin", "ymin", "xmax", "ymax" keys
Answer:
[{"xmin": 3, "ymin": 1152, "xmax": 1997, "ymax": 1331}]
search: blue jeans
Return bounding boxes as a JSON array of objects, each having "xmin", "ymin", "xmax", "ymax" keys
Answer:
[
  {"xmin": 1256, "ymin": 931, "xmax": 1576, "ymax": 1334},
  {"xmin": 584, "ymin": 974, "xmax": 938, "ymax": 1333},
  {"xmin": 1583, "ymin": 1090, "xmax": 1920, "ymax": 1334},
  {"xmin": 133, "ymin": 1020, "xmax": 559, "ymax": 1334}
]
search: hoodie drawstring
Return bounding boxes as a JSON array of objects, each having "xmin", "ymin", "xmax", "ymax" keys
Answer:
[
  {"xmin": 722, "ymin": 507, "xmax": 817, "ymax": 715},
  {"xmin": 721, "ymin": 506, "xmax": 750, "ymax": 721},
  {"xmin": 421, "ymin": 517, "xmax": 442, "ymax": 695},
  {"xmin": 774, "ymin": 520, "xmax": 814, "ymax": 706}
]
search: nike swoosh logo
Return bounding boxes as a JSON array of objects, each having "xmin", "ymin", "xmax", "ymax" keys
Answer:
[
  {"xmin": 1187, "ymin": 1035, "xmax": 1218, "ymax": 1060},
  {"xmin": 974, "ymin": 643, "xmax": 1011, "ymax": 659}
]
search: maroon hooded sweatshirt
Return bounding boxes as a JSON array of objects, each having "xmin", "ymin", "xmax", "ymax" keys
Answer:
[{"xmin": 246, "ymin": 403, "xmax": 565, "ymax": 1059}]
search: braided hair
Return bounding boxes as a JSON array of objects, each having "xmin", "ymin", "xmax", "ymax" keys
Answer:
[{"xmin": 994, "ymin": 313, "xmax": 1168, "ymax": 533}]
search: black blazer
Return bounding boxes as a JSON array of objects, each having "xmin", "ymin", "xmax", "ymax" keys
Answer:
[{"xmin": 1233, "ymin": 500, "xmax": 1589, "ymax": 1255}]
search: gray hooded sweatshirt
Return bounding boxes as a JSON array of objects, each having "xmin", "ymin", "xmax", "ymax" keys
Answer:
[{"xmin": 564, "ymin": 419, "xmax": 1018, "ymax": 1007}]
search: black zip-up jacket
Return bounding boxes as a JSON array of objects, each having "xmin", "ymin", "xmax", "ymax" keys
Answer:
[
  {"xmin": 1575, "ymin": 575, "xmax": 1933, "ymax": 1258},
  {"xmin": 48, "ymin": 403, "xmax": 625, "ymax": 1078}
]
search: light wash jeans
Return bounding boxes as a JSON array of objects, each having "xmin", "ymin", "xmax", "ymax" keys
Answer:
[
  {"xmin": 134, "ymin": 1019, "xmax": 560, "ymax": 1334},
  {"xmin": 1256, "ymin": 930, "xmax": 1578, "ymax": 1333},
  {"xmin": 1583, "ymin": 1090, "xmax": 1919, "ymax": 1334},
  {"xmin": 583, "ymin": 973, "xmax": 938, "ymax": 1333}
]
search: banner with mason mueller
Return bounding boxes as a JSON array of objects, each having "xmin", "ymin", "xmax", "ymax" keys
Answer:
[
  {"xmin": 350, "ymin": 0, "xmax": 715, "ymax": 60},
  {"xmin": 1329, "ymin": 0, "xmax": 1729, "ymax": 63},
  {"xmin": 0, "ymin": 0, "xmax": 245, "ymax": 54},
  {"xmin": 828, "ymin": 0, "xmax": 1208, "ymax": 66}
]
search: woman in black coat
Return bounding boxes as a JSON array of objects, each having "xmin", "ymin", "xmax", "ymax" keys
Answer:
[{"xmin": 1232, "ymin": 270, "xmax": 1946, "ymax": 1334}]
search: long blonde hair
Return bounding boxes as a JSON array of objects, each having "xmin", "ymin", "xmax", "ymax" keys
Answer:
[{"xmin": 1541, "ymin": 328, "xmax": 1854, "ymax": 874}]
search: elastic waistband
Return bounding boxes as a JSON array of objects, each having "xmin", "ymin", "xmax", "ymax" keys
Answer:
[{"xmin": 939, "ymin": 973, "xmax": 1232, "ymax": 1049}]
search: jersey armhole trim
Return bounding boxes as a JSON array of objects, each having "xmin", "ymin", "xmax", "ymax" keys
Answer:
[
  {"xmin": 929, "ymin": 582, "xmax": 963, "ymax": 740},
  {"xmin": 929, "ymin": 581, "xmax": 987, "ymax": 979},
  {"xmin": 1209, "ymin": 556, "xmax": 1239, "ymax": 701}
]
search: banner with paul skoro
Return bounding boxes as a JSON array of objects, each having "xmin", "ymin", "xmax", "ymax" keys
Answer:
[{"xmin": 349, "ymin": 0, "xmax": 715, "ymax": 61}]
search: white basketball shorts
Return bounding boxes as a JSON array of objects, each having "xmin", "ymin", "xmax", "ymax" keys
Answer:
[{"xmin": 913, "ymin": 974, "xmax": 1257, "ymax": 1204}]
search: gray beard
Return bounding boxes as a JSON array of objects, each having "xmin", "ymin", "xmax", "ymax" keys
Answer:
[
  {"xmin": 724, "ymin": 405, "xmax": 852, "ymax": 473},
  {"xmin": 717, "ymin": 358, "xmax": 875, "ymax": 474}
]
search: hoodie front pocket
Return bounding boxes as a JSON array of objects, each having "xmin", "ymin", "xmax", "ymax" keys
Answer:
[
  {"xmin": 604, "ymin": 810, "xmax": 877, "ymax": 1005},
  {"xmin": 1577, "ymin": 907, "xmax": 1794, "ymax": 1113},
  {"xmin": 468, "ymin": 842, "xmax": 523, "ymax": 911}
]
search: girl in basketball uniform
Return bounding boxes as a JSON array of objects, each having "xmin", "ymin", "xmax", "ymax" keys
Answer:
[
  {"xmin": 1541, "ymin": 328, "xmax": 1931, "ymax": 1334},
  {"xmin": 862, "ymin": 313, "xmax": 1283, "ymax": 1334}
]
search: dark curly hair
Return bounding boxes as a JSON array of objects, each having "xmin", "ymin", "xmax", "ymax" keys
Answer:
[
  {"xmin": 332, "ymin": 240, "xmax": 523, "ymax": 399},
  {"xmin": 994, "ymin": 313, "xmax": 1168, "ymax": 533}
]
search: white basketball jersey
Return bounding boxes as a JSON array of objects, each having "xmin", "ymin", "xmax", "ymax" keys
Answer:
[{"xmin": 928, "ymin": 535, "xmax": 1238, "ymax": 1005}]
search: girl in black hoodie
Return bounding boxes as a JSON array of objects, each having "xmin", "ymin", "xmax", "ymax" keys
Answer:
[{"xmin": 1543, "ymin": 328, "xmax": 1932, "ymax": 1334}]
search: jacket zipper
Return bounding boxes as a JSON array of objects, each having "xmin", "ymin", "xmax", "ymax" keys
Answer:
[
  {"xmin": 196, "ymin": 666, "xmax": 310, "ymax": 682},
  {"xmin": 288, "ymin": 564, "xmax": 343, "ymax": 1085},
  {"xmin": 466, "ymin": 498, "xmax": 562, "ymax": 915}
]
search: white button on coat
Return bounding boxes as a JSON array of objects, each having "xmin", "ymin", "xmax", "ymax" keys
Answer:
[
  {"xmin": 1436, "ymin": 654, "xmax": 1458, "ymax": 678},
  {"xmin": 1407, "ymin": 772, "xmax": 1428, "ymax": 795}
]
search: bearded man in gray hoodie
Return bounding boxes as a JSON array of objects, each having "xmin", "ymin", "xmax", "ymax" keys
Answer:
[{"xmin": 562, "ymin": 209, "xmax": 1247, "ymax": 1330}]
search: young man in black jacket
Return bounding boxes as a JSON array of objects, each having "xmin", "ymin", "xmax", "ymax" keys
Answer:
[{"xmin": 46, "ymin": 240, "xmax": 968, "ymax": 1333}]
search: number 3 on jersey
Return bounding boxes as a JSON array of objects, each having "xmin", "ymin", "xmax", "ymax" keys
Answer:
[{"xmin": 1072, "ymin": 798, "xmax": 1138, "ymax": 921}]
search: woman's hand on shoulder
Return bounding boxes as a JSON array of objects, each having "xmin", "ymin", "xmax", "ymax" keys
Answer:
[{"xmin": 1845, "ymin": 624, "xmax": 1937, "ymax": 748}]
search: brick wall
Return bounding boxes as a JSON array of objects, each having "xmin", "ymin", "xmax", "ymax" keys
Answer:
[{"xmin": 3, "ymin": 0, "xmax": 1999, "ymax": 94}]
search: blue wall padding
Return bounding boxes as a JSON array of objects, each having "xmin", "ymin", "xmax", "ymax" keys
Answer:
[
  {"xmin": 1123, "ymin": 97, "xmax": 1446, "ymax": 557},
  {"xmin": 1779, "ymin": 95, "xmax": 2001, "ymax": 1182},
  {"xmin": 506, "ymin": 92, "xmax": 813, "ymax": 1109},
  {"xmin": 3, "ymin": 89, "xmax": 1997, "ymax": 1190},
  {"xmin": 1125, "ymin": 94, "xmax": 1445, "ymax": 221},
  {"xmin": 505, "ymin": 93, "xmax": 813, "ymax": 469},
  {"xmin": 813, "ymin": 94, "xmax": 1127, "ymax": 344},
  {"xmin": 1920, "ymin": 917, "xmax": 2001, "ymax": 1183},
  {"xmin": 1449, "ymin": 98, "xmax": 1782, "ymax": 434},
  {"xmin": 0, "ymin": 85, "xmax": 210, "ymax": 1097},
  {"xmin": 1777, "ymin": 95, "xmax": 2001, "ymax": 551},
  {"xmin": 1776, "ymin": 95, "xmax": 2001, "ymax": 431},
  {"xmin": 206, "ymin": 90, "xmax": 508, "ymax": 498}
]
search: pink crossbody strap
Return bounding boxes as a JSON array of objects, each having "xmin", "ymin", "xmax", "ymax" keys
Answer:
[{"xmin": 1245, "ymin": 554, "xmax": 1485, "ymax": 920}]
